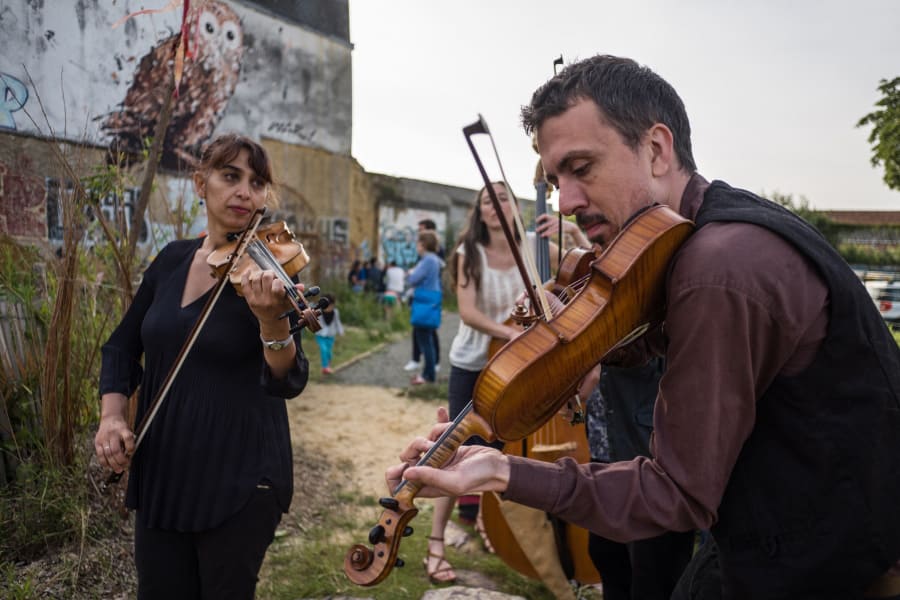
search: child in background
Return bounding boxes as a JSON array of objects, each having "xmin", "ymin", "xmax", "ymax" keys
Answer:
[
  {"xmin": 382, "ymin": 260, "xmax": 406, "ymax": 320},
  {"xmin": 314, "ymin": 294, "xmax": 344, "ymax": 375}
]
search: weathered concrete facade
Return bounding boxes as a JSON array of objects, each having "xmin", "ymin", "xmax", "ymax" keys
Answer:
[
  {"xmin": 0, "ymin": 0, "xmax": 480, "ymax": 285},
  {"xmin": 370, "ymin": 174, "xmax": 476, "ymax": 268}
]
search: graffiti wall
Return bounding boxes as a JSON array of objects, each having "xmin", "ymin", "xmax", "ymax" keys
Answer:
[
  {"xmin": 0, "ymin": 135, "xmax": 205, "ymax": 253},
  {"xmin": 0, "ymin": 155, "xmax": 45, "ymax": 238},
  {"xmin": 0, "ymin": 1, "xmax": 351, "ymax": 168},
  {"xmin": 378, "ymin": 206, "xmax": 447, "ymax": 269}
]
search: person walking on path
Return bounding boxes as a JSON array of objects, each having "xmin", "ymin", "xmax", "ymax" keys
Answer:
[
  {"xmin": 314, "ymin": 293, "xmax": 344, "ymax": 375},
  {"xmin": 405, "ymin": 219, "xmax": 445, "ymax": 373},
  {"xmin": 407, "ymin": 230, "xmax": 443, "ymax": 385}
]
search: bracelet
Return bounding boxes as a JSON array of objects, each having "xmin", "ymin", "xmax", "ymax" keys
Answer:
[{"xmin": 260, "ymin": 333, "xmax": 294, "ymax": 351}]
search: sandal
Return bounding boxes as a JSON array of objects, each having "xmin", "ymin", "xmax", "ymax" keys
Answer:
[
  {"xmin": 423, "ymin": 536, "xmax": 457, "ymax": 584},
  {"xmin": 475, "ymin": 508, "xmax": 496, "ymax": 554}
]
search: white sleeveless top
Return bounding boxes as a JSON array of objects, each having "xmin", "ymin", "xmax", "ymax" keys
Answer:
[{"xmin": 448, "ymin": 234, "xmax": 534, "ymax": 372}]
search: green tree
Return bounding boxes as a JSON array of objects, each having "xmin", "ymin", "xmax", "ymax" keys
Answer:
[
  {"xmin": 765, "ymin": 191, "xmax": 840, "ymax": 246},
  {"xmin": 857, "ymin": 76, "xmax": 900, "ymax": 192}
]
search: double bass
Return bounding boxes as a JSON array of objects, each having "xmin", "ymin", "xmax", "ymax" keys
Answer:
[{"xmin": 343, "ymin": 113, "xmax": 693, "ymax": 586}]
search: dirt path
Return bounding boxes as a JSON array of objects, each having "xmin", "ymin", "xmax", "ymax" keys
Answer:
[
  {"xmin": 286, "ymin": 383, "xmax": 440, "ymax": 498},
  {"xmin": 287, "ymin": 312, "xmax": 459, "ymax": 498}
]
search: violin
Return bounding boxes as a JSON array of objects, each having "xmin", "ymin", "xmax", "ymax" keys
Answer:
[
  {"xmin": 206, "ymin": 219, "xmax": 323, "ymax": 334},
  {"xmin": 207, "ymin": 221, "xmax": 309, "ymax": 292},
  {"xmin": 344, "ymin": 202, "xmax": 693, "ymax": 586}
]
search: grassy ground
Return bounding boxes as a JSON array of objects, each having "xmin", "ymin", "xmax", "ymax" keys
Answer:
[{"xmin": 255, "ymin": 442, "xmax": 594, "ymax": 600}]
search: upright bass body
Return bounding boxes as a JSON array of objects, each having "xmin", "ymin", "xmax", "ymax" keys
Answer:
[{"xmin": 480, "ymin": 244, "xmax": 602, "ymax": 586}]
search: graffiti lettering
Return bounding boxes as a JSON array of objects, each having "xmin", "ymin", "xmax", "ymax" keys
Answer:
[
  {"xmin": 319, "ymin": 216, "xmax": 348, "ymax": 245},
  {"xmin": 0, "ymin": 72, "xmax": 28, "ymax": 130},
  {"xmin": 380, "ymin": 223, "xmax": 418, "ymax": 269},
  {"xmin": 266, "ymin": 120, "xmax": 316, "ymax": 141},
  {"xmin": 46, "ymin": 179, "xmax": 149, "ymax": 248}
]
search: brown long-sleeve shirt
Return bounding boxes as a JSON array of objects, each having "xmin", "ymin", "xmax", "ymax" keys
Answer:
[{"xmin": 503, "ymin": 173, "xmax": 830, "ymax": 542}]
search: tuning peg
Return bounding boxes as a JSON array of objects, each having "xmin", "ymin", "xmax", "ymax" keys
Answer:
[
  {"xmin": 305, "ymin": 285, "xmax": 320, "ymax": 297},
  {"xmin": 402, "ymin": 526, "xmax": 414, "ymax": 537},
  {"xmin": 395, "ymin": 557, "xmax": 405, "ymax": 568},
  {"xmin": 378, "ymin": 497, "xmax": 399, "ymax": 511},
  {"xmin": 368, "ymin": 524, "xmax": 386, "ymax": 545}
]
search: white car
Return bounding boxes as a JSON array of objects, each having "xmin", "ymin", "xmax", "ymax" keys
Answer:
[{"xmin": 876, "ymin": 282, "xmax": 900, "ymax": 325}]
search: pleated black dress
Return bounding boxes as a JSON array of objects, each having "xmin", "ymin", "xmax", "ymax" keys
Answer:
[{"xmin": 100, "ymin": 238, "xmax": 309, "ymax": 531}]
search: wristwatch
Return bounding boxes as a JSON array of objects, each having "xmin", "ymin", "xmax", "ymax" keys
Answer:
[{"xmin": 260, "ymin": 333, "xmax": 294, "ymax": 351}]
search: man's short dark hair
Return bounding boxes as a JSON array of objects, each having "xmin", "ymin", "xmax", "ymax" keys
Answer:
[
  {"xmin": 418, "ymin": 219, "xmax": 437, "ymax": 231},
  {"xmin": 521, "ymin": 54, "xmax": 696, "ymax": 173}
]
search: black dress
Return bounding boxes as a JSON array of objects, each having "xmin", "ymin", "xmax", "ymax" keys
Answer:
[{"xmin": 99, "ymin": 238, "xmax": 309, "ymax": 531}]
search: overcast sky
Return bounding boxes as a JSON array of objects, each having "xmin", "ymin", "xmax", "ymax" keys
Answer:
[{"xmin": 348, "ymin": 0, "xmax": 900, "ymax": 212}]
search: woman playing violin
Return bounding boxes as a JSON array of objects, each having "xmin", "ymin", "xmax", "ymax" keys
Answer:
[
  {"xmin": 424, "ymin": 180, "xmax": 571, "ymax": 584},
  {"xmin": 94, "ymin": 133, "xmax": 309, "ymax": 599}
]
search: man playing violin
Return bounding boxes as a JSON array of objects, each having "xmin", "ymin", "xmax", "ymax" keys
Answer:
[{"xmin": 389, "ymin": 55, "xmax": 900, "ymax": 599}]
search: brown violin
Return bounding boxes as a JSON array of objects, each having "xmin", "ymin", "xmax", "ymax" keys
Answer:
[
  {"xmin": 206, "ymin": 219, "xmax": 322, "ymax": 333},
  {"xmin": 344, "ymin": 203, "xmax": 693, "ymax": 586}
]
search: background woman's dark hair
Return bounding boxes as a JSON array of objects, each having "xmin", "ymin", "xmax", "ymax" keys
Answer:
[
  {"xmin": 521, "ymin": 54, "xmax": 696, "ymax": 173},
  {"xmin": 197, "ymin": 133, "xmax": 279, "ymax": 207},
  {"xmin": 450, "ymin": 181, "xmax": 519, "ymax": 292}
]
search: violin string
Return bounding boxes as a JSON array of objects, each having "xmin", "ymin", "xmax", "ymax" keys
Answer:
[{"xmin": 246, "ymin": 239, "xmax": 303, "ymax": 305}]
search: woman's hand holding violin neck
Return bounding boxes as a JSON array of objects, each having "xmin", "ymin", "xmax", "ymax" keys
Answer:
[
  {"xmin": 94, "ymin": 408, "xmax": 135, "ymax": 474},
  {"xmin": 241, "ymin": 268, "xmax": 293, "ymax": 325}
]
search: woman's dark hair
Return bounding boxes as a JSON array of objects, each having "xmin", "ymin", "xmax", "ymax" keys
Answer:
[
  {"xmin": 450, "ymin": 181, "xmax": 519, "ymax": 292},
  {"xmin": 521, "ymin": 54, "xmax": 696, "ymax": 173},
  {"xmin": 196, "ymin": 133, "xmax": 279, "ymax": 207}
]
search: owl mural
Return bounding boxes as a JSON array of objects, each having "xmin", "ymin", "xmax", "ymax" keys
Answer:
[{"xmin": 102, "ymin": 1, "xmax": 244, "ymax": 169}]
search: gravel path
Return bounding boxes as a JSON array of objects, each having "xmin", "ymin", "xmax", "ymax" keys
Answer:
[{"xmin": 328, "ymin": 311, "xmax": 460, "ymax": 388}]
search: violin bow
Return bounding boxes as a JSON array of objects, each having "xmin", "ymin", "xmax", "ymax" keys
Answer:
[
  {"xmin": 552, "ymin": 55, "xmax": 565, "ymax": 269},
  {"xmin": 462, "ymin": 115, "xmax": 553, "ymax": 321},
  {"xmin": 107, "ymin": 208, "xmax": 268, "ymax": 484}
]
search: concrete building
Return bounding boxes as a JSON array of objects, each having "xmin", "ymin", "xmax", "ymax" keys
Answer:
[{"xmin": 0, "ymin": 0, "xmax": 475, "ymax": 285}]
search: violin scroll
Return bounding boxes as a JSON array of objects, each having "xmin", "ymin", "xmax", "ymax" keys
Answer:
[
  {"xmin": 291, "ymin": 296, "xmax": 329, "ymax": 334},
  {"xmin": 344, "ymin": 404, "xmax": 494, "ymax": 585},
  {"xmin": 343, "ymin": 495, "xmax": 418, "ymax": 586}
]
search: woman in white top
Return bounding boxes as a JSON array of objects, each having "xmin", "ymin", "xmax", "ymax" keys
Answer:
[{"xmin": 424, "ymin": 180, "xmax": 573, "ymax": 583}]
